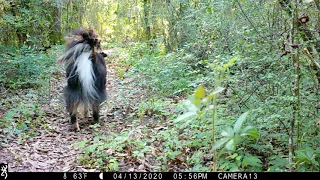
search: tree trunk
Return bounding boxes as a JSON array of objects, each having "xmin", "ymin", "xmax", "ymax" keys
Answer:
[
  {"xmin": 143, "ymin": 0, "xmax": 151, "ymax": 41},
  {"xmin": 50, "ymin": 0, "xmax": 62, "ymax": 43},
  {"xmin": 165, "ymin": 0, "xmax": 176, "ymax": 51},
  {"xmin": 289, "ymin": 0, "xmax": 301, "ymax": 172}
]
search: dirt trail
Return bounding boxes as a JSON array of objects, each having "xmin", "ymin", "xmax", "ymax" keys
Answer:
[{"xmin": 1, "ymin": 49, "xmax": 122, "ymax": 172}]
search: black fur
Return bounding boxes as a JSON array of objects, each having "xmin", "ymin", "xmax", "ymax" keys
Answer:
[{"xmin": 59, "ymin": 29, "xmax": 107, "ymax": 131}]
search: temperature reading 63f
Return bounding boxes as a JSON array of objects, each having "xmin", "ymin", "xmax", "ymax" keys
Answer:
[{"xmin": 73, "ymin": 173, "xmax": 88, "ymax": 179}]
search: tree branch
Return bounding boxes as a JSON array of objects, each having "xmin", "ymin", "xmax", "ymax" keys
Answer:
[
  {"xmin": 236, "ymin": 0, "xmax": 262, "ymax": 37},
  {"xmin": 304, "ymin": 48, "xmax": 320, "ymax": 69}
]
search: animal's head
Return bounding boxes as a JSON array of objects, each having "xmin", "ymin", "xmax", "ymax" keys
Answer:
[
  {"xmin": 58, "ymin": 28, "xmax": 104, "ymax": 64},
  {"xmin": 70, "ymin": 28, "xmax": 102, "ymax": 50}
]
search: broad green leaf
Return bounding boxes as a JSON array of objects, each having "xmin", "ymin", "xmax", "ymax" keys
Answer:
[
  {"xmin": 175, "ymin": 112, "xmax": 197, "ymax": 122},
  {"xmin": 240, "ymin": 126, "xmax": 258, "ymax": 138},
  {"xmin": 168, "ymin": 151, "xmax": 182, "ymax": 159},
  {"xmin": 311, "ymin": 160, "xmax": 319, "ymax": 167},
  {"xmin": 211, "ymin": 86, "xmax": 225, "ymax": 95},
  {"xmin": 191, "ymin": 99, "xmax": 202, "ymax": 109},
  {"xmin": 236, "ymin": 155, "xmax": 242, "ymax": 161},
  {"xmin": 93, "ymin": 136, "xmax": 101, "ymax": 142},
  {"xmin": 206, "ymin": 87, "xmax": 225, "ymax": 100},
  {"xmin": 223, "ymin": 56, "xmax": 237, "ymax": 70},
  {"xmin": 83, "ymin": 144, "xmax": 98, "ymax": 153},
  {"xmin": 205, "ymin": 105, "xmax": 215, "ymax": 110},
  {"xmin": 216, "ymin": 66, "xmax": 224, "ymax": 71},
  {"xmin": 185, "ymin": 100, "xmax": 198, "ymax": 112},
  {"xmin": 229, "ymin": 153, "xmax": 239, "ymax": 159},
  {"xmin": 109, "ymin": 159, "xmax": 119, "ymax": 171},
  {"xmin": 194, "ymin": 86, "xmax": 206, "ymax": 99},
  {"xmin": 201, "ymin": 97, "xmax": 209, "ymax": 104},
  {"xmin": 304, "ymin": 148, "xmax": 316, "ymax": 160},
  {"xmin": 234, "ymin": 111, "xmax": 249, "ymax": 133},
  {"xmin": 219, "ymin": 163, "xmax": 228, "ymax": 169},
  {"xmin": 74, "ymin": 140, "xmax": 88, "ymax": 148},
  {"xmin": 213, "ymin": 137, "xmax": 230, "ymax": 150},
  {"xmin": 296, "ymin": 148, "xmax": 316, "ymax": 163},
  {"xmin": 269, "ymin": 157, "xmax": 289, "ymax": 169},
  {"xmin": 187, "ymin": 95, "xmax": 196, "ymax": 102},
  {"xmin": 221, "ymin": 126, "xmax": 234, "ymax": 137},
  {"xmin": 242, "ymin": 156, "xmax": 262, "ymax": 168},
  {"xmin": 225, "ymin": 138, "xmax": 236, "ymax": 151},
  {"xmin": 182, "ymin": 118, "xmax": 194, "ymax": 127},
  {"xmin": 229, "ymin": 166, "xmax": 239, "ymax": 172}
]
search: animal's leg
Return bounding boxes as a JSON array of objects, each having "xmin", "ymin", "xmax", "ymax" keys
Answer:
[
  {"xmin": 67, "ymin": 101, "xmax": 80, "ymax": 131},
  {"xmin": 80, "ymin": 103, "xmax": 89, "ymax": 118},
  {"xmin": 92, "ymin": 103, "xmax": 100, "ymax": 123}
]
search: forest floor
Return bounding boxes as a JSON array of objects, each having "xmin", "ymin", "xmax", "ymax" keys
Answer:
[{"xmin": 0, "ymin": 48, "xmax": 174, "ymax": 172}]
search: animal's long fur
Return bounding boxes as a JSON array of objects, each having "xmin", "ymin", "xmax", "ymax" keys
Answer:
[{"xmin": 58, "ymin": 29, "xmax": 107, "ymax": 131}]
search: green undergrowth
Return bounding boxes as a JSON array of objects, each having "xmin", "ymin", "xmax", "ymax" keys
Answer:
[
  {"xmin": 0, "ymin": 45, "xmax": 63, "ymax": 146},
  {"xmin": 123, "ymin": 43, "xmax": 210, "ymax": 97},
  {"xmin": 75, "ymin": 42, "xmax": 320, "ymax": 172},
  {"xmin": 75, "ymin": 98, "xmax": 217, "ymax": 172},
  {"xmin": 74, "ymin": 43, "xmax": 233, "ymax": 171},
  {"xmin": 0, "ymin": 45, "xmax": 63, "ymax": 88}
]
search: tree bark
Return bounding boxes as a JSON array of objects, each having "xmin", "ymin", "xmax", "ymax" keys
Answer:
[
  {"xmin": 50, "ymin": 0, "xmax": 62, "ymax": 43},
  {"xmin": 143, "ymin": 0, "xmax": 151, "ymax": 41},
  {"xmin": 289, "ymin": 0, "xmax": 301, "ymax": 172}
]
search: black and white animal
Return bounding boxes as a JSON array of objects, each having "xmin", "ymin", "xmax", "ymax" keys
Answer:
[{"xmin": 58, "ymin": 29, "xmax": 107, "ymax": 131}]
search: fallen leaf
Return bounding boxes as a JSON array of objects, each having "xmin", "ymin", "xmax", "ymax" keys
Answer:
[{"xmin": 128, "ymin": 167, "xmax": 135, "ymax": 172}]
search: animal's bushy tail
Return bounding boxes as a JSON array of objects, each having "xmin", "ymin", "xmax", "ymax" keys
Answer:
[{"xmin": 58, "ymin": 29, "xmax": 100, "ymax": 101}]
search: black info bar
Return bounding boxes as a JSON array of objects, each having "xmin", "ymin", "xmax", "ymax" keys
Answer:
[
  {"xmin": 0, "ymin": 172, "xmax": 320, "ymax": 180},
  {"xmin": 1, "ymin": 163, "xmax": 319, "ymax": 180}
]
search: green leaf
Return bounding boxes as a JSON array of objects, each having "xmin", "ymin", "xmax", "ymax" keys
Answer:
[
  {"xmin": 236, "ymin": 155, "xmax": 242, "ymax": 161},
  {"xmin": 240, "ymin": 126, "xmax": 258, "ymax": 138},
  {"xmin": 219, "ymin": 163, "xmax": 228, "ymax": 169},
  {"xmin": 185, "ymin": 99, "xmax": 199, "ymax": 112},
  {"xmin": 242, "ymin": 155, "xmax": 262, "ymax": 168},
  {"xmin": 269, "ymin": 156, "xmax": 288, "ymax": 169},
  {"xmin": 229, "ymin": 166, "xmax": 239, "ymax": 172},
  {"xmin": 194, "ymin": 85, "xmax": 206, "ymax": 99},
  {"xmin": 109, "ymin": 159, "xmax": 119, "ymax": 171},
  {"xmin": 229, "ymin": 153, "xmax": 239, "ymax": 159},
  {"xmin": 234, "ymin": 111, "xmax": 249, "ymax": 133},
  {"xmin": 168, "ymin": 151, "xmax": 182, "ymax": 159},
  {"xmin": 206, "ymin": 87, "xmax": 225, "ymax": 99},
  {"xmin": 296, "ymin": 148, "xmax": 317, "ymax": 164},
  {"xmin": 225, "ymin": 138, "xmax": 236, "ymax": 151},
  {"xmin": 213, "ymin": 137, "xmax": 230, "ymax": 150},
  {"xmin": 83, "ymin": 144, "xmax": 98, "ymax": 153},
  {"xmin": 93, "ymin": 136, "xmax": 101, "ymax": 142},
  {"xmin": 74, "ymin": 140, "xmax": 88, "ymax": 148},
  {"xmin": 223, "ymin": 56, "xmax": 237, "ymax": 70},
  {"xmin": 191, "ymin": 99, "xmax": 202, "ymax": 109},
  {"xmin": 175, "ymin": 112, "xmax": 197, "ymax": 122},
  {"xmin": 221, "ymin": 127, "xmax": 234, "ymax": 137}
]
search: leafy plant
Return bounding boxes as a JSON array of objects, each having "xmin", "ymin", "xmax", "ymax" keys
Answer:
[
  {"xmin": 213, "ymin": 112, "xmax": 258, "ymax": 151},
  {"xmin": 0, "ymin": 102, "xmax": 42, "ymax": 144},
  {"xmin": 218, "ymin": 152, "xmax": 263, "ymax": 172},
  {"xmin": 267, "ymin": 156, "xmax": 288, "ymax": 172},
  {"xmin": 0, "ymin": 45, "xmax": 59, "ymax": 89},
  {"xmin": 294, "ymin": 147, "xmax": 320, "ymax": 171}
]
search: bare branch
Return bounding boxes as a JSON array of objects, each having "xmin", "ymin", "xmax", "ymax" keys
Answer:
[
  {"xmin": 304, "ymin": 48, "xmax": 320, "ymax": 69},
  {"xmin": 236, "ymin": 0, "xmax": 262, "ymax": 38}
]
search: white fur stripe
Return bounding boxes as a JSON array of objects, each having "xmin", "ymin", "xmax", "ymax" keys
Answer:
[
  {"xmin": 74, "ymin": 51, "xmax": 98, "ymax": 100},
  {"xmin": 58, "ymin": 43, "xmax": 90, "ymax": 64}
]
